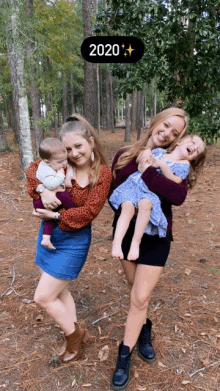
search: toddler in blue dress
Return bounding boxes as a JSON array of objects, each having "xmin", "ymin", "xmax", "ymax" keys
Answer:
[{"xmin": 109, "ymin": 135, "xmax": 206, "ymax": 261}]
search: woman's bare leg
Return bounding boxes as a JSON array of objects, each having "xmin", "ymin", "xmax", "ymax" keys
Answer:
[
  {"xmin": 127, "ymin": 199, "xmax": 152, "ymax": 261},
  {"xmin": 123, "ymin": 264, "xmax": 163, "ymax": 350},
  {"xmin": 112, "ymin": 201, "xmax": 135, "ymax": 259},
  {"xmin": 120, "ymin": 259, "xmax": 137, "ymax": 292},
  {"xmin": 34, "ymin": 272, "xmax": 76, "ymax": 335},
  {"xmin": 58, "ymin": 288, "xmax": 77, "ymax": 323}
]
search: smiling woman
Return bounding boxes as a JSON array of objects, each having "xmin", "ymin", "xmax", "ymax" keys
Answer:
[
  {"xmin": 26, "ymin": 114, "xmax": 112, "ymax": 364},
  {"xmin": 108, "ymin": 107, "xmax": 196, "ymax": 391}
]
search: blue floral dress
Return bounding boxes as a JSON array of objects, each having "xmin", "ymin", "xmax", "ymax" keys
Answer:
[{"xmin": 109, "ymin": 148, "xmax": 190, "ymax": 238}]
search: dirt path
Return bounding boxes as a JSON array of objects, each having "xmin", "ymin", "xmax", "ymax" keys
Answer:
[{"xmin": 0, "ymin": 129, "xmax": 219, "ymax": 391}]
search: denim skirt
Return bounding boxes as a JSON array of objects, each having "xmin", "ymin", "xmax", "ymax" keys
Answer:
[{"xmin": 36, "ymin": 222, "xmax": 91, "ymax": 280}]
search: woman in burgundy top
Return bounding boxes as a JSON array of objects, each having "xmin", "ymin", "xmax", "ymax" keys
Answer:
[{"xmin": 110, "ymin": 108, "xmax": 190, "ymax": 390}]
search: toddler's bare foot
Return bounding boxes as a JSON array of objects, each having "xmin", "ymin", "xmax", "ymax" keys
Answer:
[
  {"xmin": 112, "ymin": 241, "xmax": 124, "ymax": 259},
  {"xmin": 127, "ymin": 240, "xmax": 140, "ymax": 261},
  {"xmin": 41, "ymin": 238, "xmax": 56, "ymax": 250}
]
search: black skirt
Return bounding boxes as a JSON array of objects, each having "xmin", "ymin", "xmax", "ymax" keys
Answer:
[{"xmin": 113, "ymin": 216, "xmax": 171, "ymax": 267}]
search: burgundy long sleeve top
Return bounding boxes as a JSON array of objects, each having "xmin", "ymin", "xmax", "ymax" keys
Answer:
[{"xmin": 109, "ymin": 150, "xmax": 188, "ymax": 240}]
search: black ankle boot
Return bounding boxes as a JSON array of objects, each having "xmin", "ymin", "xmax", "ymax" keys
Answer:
[
  {"xmin": 137, "ymin": 318, "xmax": 156, "ymax": 363},
  {"xmin": 110, "ymin": 342, "xmax": 132, "ymax": 390}
]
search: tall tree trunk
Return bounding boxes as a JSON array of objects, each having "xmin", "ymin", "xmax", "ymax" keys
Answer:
[
  {"xmin": 70, "ymin": 71, "xmax": 75, "ymax": 114},
  {"xmin": 124, "ymin": 73, "xmax": 131, "ymax": 142},
  {"xmin": 0, "ymin": 109, "xmax": 10, "ymax": 151},
  {"xmin": 3, "ymin": 94, "xmax": 11, "ymax": 129},
  {"xmin": 96, "ymin": 64, "xmax": 100, "ymax": 134},
  {"xmin": 131, "ymin": 91, "xmax": 138, "ymax": 133},
  {"xmin": 137, "ymin": 86, "xmax": 145, "ymax": 140},
  {"xmin": 100, "ymin": 67, "xmax": 104, "ymax": 128},
  {"xmin": 150, "ymin": 79, "xmax": 154, "ymax": 120},
  {"xmin": 6, "ymin": 0, "xmax": 33, "ymax": 171},
  {"xmin": 62, "ymin": 74, "xmax": 68, "ymax": 122},
  {"xmin": 26, "ymin": 0, "xmax": 43, "ymax": 157},
  {"xmin": 105, "ymin": 70, "xmax": 111, "ymax": 129},
  {"xmin": 82, "ymin": 0, "xmax": 96, "ymax": 127},
  {"xmin": 109, "ymin": 73, "xmax": 114, "ymax": 132}
]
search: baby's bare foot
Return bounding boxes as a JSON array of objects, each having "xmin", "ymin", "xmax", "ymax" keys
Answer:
[
  {"xmin": 127, "ymin": 241, "xmax": 140, "ymax": 261},
  {"xmin": 41, "ymin": 238, "xmax": 56, "ymax": 250},
  {"xmin": 112, "ymin": 242, "xmax": 124, "ymax": 259}
]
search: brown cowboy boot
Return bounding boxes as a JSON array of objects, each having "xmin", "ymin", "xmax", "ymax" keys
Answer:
[
  {"xmin": 62, "ymin": 323, "xmax": 89, "ymax": 363},
  {"xmin": 55, "ymin": 339, "xmax": 68, "ymax": 357}
]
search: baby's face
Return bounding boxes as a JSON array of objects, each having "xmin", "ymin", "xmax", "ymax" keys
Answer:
[{"xmin": 48, "ymin": 151, "xmax": 67, "ymax": 171}]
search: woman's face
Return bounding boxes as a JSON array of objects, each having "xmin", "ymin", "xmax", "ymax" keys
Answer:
[
  {"xmin": 61, "ymin": 133, "xmax": 94, "ymax": 169},
  {"xmin": 150, "ymin": 116, "xmax": 185, "ymax": 148}
]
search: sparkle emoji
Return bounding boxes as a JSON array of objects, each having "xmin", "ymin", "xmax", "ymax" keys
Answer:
[{"xmin": 126, "ymin": 44, "xmax": 135, "ymax": 56}]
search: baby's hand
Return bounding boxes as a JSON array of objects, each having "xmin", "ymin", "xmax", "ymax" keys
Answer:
[
  {"xmin": 58, "ymin": 168, "xmax": 65, "ymax": 175},
  {"xmin": 150, "ymin": 157, "xmax": 161, "ymax": 168}
]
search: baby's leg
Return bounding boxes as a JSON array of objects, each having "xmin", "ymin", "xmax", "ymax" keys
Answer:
[
  {"xmin": 112, "ymin": 201, "xmax": 135, "ymax": 259},
  {"xmin": 56, "ymin": 191, "xmax": 74, "ymax": 209},
  {"xmin": 127, "ymin": 198, "xmax": 152, "ymax": 261},
  {"xmin": 33, "ymin": 199, "xmax": 56, "ymax": 250}
]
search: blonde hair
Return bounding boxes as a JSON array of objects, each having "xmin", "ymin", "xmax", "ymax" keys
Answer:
[
  {"xmin": 113, "ymin": 108, "xmax": 188, "ymax": 178},
  {"xmin": 182, "ymin": 136, "xmax": 207, "ymax": 189},
  {"xmin": 59, "ymin": 114, "xmax": 108, "ymax": 189},
  {"xmin": 39, "ymin": 138, "xmax": 67, "ymax": 160}
]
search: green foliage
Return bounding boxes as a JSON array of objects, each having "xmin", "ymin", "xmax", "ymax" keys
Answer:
[{"xmin": 96, "ymin": 0, "xmax": 220, "ymax": 141}]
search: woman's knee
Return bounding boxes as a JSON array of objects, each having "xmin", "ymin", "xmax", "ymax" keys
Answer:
[
  {"xmin": 34, "ymin": 291, "xmax": 51, "ymax": 308},
  {"xmin": 130, "ymin": 290, "xmax": 150, "ymax": 312}
]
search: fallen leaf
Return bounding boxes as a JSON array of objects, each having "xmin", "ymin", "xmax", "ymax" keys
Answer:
[
  {"xmin": 184, "ymin": 313, "xmax": 192, "ymax": 317},
  {"xmin": 82, "ymin": 384, "xmax": 92, "ymax": 387},
  {"xmin": 98, "ymin": 326, "xmax": 102, "ymax": 335},
  {"xmin": 185, "ymin": 268, "xmax": 191, "ymax": 275},
  {"xmin": 99, "ymin": 247, "xmax": 108, "ymax": 253},
  {"xmin": 134, "ymin": 370, "xmax": 139, "ymax": 378},
  {"xmin": 201, "ymin": 358, "xmax": 210, "ymax": 366},
  {"xmin": 117, "ymin": 269, "xmax": 124, "ymax": 275},
  {"xmin": 158, "ymin": 361, "xmax": 167, "ymax": 368},
  {"xmin": 98, "ymin": 345, "xmax": 109, "ymax": 362},
  {"xmin": 137, "ymin": 387, "xmax": 147, "ymax": 391},
  {"xmin": 22, "ymin": 299, "xmax": 33, "ymax": 304},
  {"xmin": 182, "ymin": 380, "xmax": 191, "ymax": 385},
  {"xmin": 35, "ymin": 314, "xmax": 43, "ymax": 322},
  {"xmin": 71, "ymin": 379, "xmax": 76, "ymax": 387}
]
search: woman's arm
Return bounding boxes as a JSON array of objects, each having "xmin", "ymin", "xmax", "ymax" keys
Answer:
[
  {"xmin": 59, "ymin": 166, "xmax": 113, "ymax": 231},
  {"xmin": 139, "ymin": 161, "xmax": 187, "ymax": 206}
]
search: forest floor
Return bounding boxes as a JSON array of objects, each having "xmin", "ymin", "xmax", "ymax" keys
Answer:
[{"xmin": 0, "ymin": 128, "xmax": 220, "ymax": 391}]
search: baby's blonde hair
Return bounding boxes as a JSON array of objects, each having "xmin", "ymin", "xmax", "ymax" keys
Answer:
[{"xmin": 39, "ymin": 138, "xmax": 66, "ymax": 160}]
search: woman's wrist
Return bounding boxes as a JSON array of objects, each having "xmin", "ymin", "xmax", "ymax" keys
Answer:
[
  {"xmin": 36, "ymin": 184, "xmax": 45, "ymax": 194},
  {"xmin": 54, "ymin": 212, "xmax": 60, "ymax": 220}
]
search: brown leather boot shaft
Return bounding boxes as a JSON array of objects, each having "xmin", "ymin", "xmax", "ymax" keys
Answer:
[{"xmin": 62, "ymin": 323, "xmax": 89, "ymax": 363}]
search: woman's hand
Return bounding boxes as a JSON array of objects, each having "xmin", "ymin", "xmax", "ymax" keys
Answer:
[
  {"xmin": 136, "ymin": 148, "xmax": 153, "ymax": 165},
  {"xmin": 40, "ymin": 188, "xmax": 64, "ymax": 209},
  {"xmin": 32, "ymin": 209, "xmax": 57, "ymax": 220},
  {"xmin": 150, "ymin": 157, "xmax": 162, "ymax": 169}
]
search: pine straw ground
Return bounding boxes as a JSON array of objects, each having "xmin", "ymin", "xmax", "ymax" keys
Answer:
[{"xmin": 0, "ymin": 128, "xmax": 220, "ymax": 391}]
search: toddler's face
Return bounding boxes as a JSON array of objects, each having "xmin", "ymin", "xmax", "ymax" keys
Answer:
[
  {"xmin": 47, "ymin": 151, "xmax": 67, "ymax": 171},
  {"xmin": 179, "ymin": 135, "xmax": 205, "ymax": 161}
]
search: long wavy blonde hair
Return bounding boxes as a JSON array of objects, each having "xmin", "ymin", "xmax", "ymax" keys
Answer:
[
  {"xmin": 113, "ymin": 108, "xmax": 189, "ymax": 178},
  {"xmin": 59, "ymin": 114, "xmax": 108, "ymax": 190},
  {"xmin": 179, "ymin": 136, "xmax": 207, "ymax": 189}
]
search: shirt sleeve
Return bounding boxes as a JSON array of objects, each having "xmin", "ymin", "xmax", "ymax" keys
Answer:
[
  {"xmin": 170, "ymin": 163, "xmax": 190, "ymax": 180},
  {"xmin": 26, "ymin": 159, "xmax": 42, "ymax": 200},
  {"xmin": 141, "ymin": 166, "xmax": 188, "ymax": 206},
  {"xmin": 59, "ymin": 166, "xmax": 113, "ymax": 231},
  {"xmin": 42, "ymin": 172, "xmax": 65, "ymax": 190}
]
